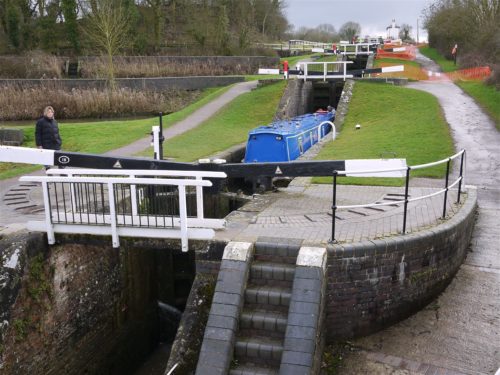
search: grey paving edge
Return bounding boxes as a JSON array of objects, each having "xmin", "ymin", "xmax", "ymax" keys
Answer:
[
  {"xmin": 279, "ymin": 246, "xmax": 327, "ymax": 375},
  {"xmin": 195, "ymin": 242, "xmax": 254, "ymax": 375}
]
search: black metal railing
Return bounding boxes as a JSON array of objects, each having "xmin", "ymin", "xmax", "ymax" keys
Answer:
[{"xmin": 330, "ymin": 150, "xmax": 466, "ymax": 242}]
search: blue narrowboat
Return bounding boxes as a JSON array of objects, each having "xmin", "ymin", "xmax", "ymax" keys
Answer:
[{"xmin": 244, "ymin": 111, "xmax": 335, "ymax": 163}]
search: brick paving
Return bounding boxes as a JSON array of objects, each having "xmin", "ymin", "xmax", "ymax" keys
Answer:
[{"xmin": 216, "ymin": 177, "xmax": 465, "ymax": 246}]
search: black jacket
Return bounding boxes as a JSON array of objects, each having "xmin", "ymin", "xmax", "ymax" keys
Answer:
[{"xmin": 35, "ymin": 116, "xmax": 62, "ymax": 150}]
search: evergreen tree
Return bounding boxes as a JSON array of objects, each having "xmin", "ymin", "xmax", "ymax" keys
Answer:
[{"xmin": 61, "ymin": 0, "xmax": 79, "ymax": 53}]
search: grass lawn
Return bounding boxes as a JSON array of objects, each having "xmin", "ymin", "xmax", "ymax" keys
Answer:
[
  {"xmin": 314, "ymin": 81, "xmax": 455, "ymax": 186},
  {"xmin": 315, "ymin": 55, "xmax": 339, "ymax": 62},
  {"xmin": 141, "ymin": 81, "xmax": 287, "ymax": 161},
  {"xmin": 419, "ymin": 46, "xmax": 458, "ymax": 72},
  {"xmin": 280, "ymin": 54, "xmax": 318, "ymax": 67},
  {"xmin": 0, "ymin": 85, "xmax": 232, "ymax": 180},
  {"xmin": 456, "ymin": 81, "xmax": 500, "ymax": 130},
  {"xmin": 245, "ymin": 74, "xmax": 282, "ymax": 81}
]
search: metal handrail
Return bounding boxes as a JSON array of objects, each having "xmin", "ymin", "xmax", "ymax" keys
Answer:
[
  {"xmin": 336, "ymin": 149, "xmax": 465, "ymax": 175},
  {"xmin": 330, "ymin": 150, "xmax": 466, "ymax": 242}
]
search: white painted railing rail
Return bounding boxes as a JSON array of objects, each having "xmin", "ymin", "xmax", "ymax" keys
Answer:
[
  {"xmin": 338, "ymin": 43, "xmax": 375, "ymax": 55},
  {"xmin": 301, "ymin": 61, "xmax": 354, "ymax": 81},
  {"xmin": 20, "ymin": 169, "xmax": 227, "ymax": 251},
  {"xmin": 47, "ymin": 168, "xmax": 226, "ymax": 219}
]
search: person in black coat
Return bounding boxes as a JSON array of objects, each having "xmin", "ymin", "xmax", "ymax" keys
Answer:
[{"xmin": 35, "ymin": 106, "xmax": 62, "ymax": 150}]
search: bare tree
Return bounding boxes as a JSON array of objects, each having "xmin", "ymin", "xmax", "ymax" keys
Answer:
[
  {"xmin": 399, "ymin": 23, "xmax": 413, "ymax": 41},
  {"xmin": 339, "ymin": 21, "xmax": 361, "ymax": 42},
  {"xmin": 82, "ymin": 0, "xmax": 130, "ymax": 89}
]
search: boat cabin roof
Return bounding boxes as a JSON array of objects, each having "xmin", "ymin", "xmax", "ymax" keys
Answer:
[{"xmin": 248, "ymin": 112, "xmax": 334, "ymax": 137}]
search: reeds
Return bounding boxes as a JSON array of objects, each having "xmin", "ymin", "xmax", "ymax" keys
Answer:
[
  {"xmin": 0, "ymin": 54, "xmax": 263, "ymax": 79},
  {"xmin": 0, "ymin": 51, "xmax": 64, "ymax": 79},
  {"xmin": 0, "ymin": 83, "xmax": 201, "ymax": 121},
  {"xmin": 79, "ymin": 56, "xmax": 256, "ymax": 78}
]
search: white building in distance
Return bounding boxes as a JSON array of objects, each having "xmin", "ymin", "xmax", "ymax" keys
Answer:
[{"xmin": 386, "ymin": 19, "xmax": 400, "ymax": 40}]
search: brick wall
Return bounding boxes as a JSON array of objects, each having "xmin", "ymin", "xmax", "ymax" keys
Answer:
[{"xmin": 325, "ymin": 188, "xmax": 477, "ymax": 340}]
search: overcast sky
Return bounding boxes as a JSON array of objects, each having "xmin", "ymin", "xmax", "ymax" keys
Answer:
[{"xmin": 285, "ymin": 0, "xmax": 433, "ymax": 41}]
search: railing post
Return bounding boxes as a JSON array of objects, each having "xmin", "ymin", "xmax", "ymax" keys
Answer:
[
  {"xmin": 130, "ymin": 174, "xmax": 138, "ymax": 216},
  {"xmin": 402, "ymin": 166, "xmax": 411, "ymax": 234},
  {"xmin": 457, "ymin": 150, "xmax": 465, "ymax": 203},
  {"xmin": 323, "ymin": 62, "xmax": 327, "ymax": 81},
  {"xmin": 196, "ymin": 176, "xmax": 204, "ymax": 219},
  {"xmin": 108, "ymin": 182, "xmax": 120, "ymax": 248},
  {"xmin": 442, "ymin": 158, "xmax": 451, "ymax": 218},
  {"xmin": 343, "ymin": 62, "xmax": 347, "ymax": 81},
  {"xmin": 42, "ymin": 181, "xmax": 56, "ymax": 245},
  {"xmin": 178, "ymin": 185, "xmax": 188, "ymax": 252},
  {"xmin": 330, "ymin": 171, "xmax": 338, "ymax": 243},
  {"xmin": 68, "ymin": 172, "xmax": 78, "ymax": 213}
]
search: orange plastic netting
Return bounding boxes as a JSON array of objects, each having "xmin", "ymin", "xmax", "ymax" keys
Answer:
[{"xmin": 373, "ymin": 44, "xmax": 491, "ymax": 82}]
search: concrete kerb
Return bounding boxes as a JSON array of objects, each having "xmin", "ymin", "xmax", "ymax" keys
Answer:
[
  {"xmin": 280, "ymin": 246, "xmax": 327, "ymax": 375},
  {"xmin": 195, "ymin": 241, "xmax": 254, "ymax": 375}
]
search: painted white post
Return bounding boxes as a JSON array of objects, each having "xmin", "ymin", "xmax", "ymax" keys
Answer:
[
  {"xmin": 343, "ymin": 62, "xmax": 347, "ymax": 81},
  {"xmin": 130, "ymin": 174, "xmax": 138, "ymax": 216},
  {"xmin": 67, "ymin": 172, "xmax": 78, "ymax": 213},
  {"xmin": 178, "ymin": 185, "xmax": 188, "ymax": 252},
  {"xmin": 304, "ymin": 63, "xmax": 308, "ymax": 82},
  {"xmin": 152, "ymin": 126, "xmax": 161, "ymax": 160},
  {"xmin": 107, "ymin": 182, "xmax": 120, "ymax": 248},
  {"xmin": 42, "ymin": 181, "xmax": 55, "ymax": 245},
  {"xmin": 196, "ymin": 176, "xmax": 204, "ymax": 220},
  {"xmin": 323, "ymin": 62, "xmax": 327, "ymax": 81}
]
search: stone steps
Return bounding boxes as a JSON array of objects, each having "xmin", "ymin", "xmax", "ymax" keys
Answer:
[
  {"xmin": 229, "ymin": 363, "xmax": 278, "ymax": 375},
  {"xmin": 231, "ymin": 238, "xmax": 302, "ymax": 374}
]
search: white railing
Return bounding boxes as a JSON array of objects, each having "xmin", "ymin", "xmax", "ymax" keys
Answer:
[
  {"xmin": 301, "ymin": 61, "xmax": 354, "ymax": 81},
  {"xmin": 20, "ymin": 169, "xmax": 227, "ymax": 251},
  {"xmin": 338, "ymin": 43, "xmax": 375, "ymax": 55}
]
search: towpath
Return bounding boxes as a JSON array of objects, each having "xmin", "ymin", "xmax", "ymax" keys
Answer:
[
  {"xmin": 106, "ymin": 80, "xmax": 258, "ymax": 157},
  {"xmin": 335, "ymin": 52, "xmax": 500, "ymax": 375}
]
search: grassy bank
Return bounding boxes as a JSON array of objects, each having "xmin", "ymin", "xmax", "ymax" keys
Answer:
[
  {"xmin": 314, "ymin": 81, "xmax": 455, "ymax": 186},
  {"xmin": 419, "ymin": 46, "xmax": 458, "ymax": 72},
  {"xmin": 0, "ymin": 85, "xmax": 232, "ymax": 180},
  {"xmin": 140, "ymin": 81, "xmax": 286, "ymax": 161},
  {"xmin": 456, "ymin": 81, "xmax": 500, "ymax": 130}
]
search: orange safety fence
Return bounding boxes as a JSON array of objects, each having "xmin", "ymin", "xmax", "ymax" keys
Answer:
[
  {"xmin": 373, "ymin": 62, "xmax": 428, "ymax": 81},
  {"xmin": 376, "ymin": 47, "xmax": 416, "ymax": 60},
  {"xmin": 446, "ymin": 66, "xmax": 492, "ymax": 81},
  {"xmin": 372, "ymin": 64, "xmax": 492, "ymax": 82},
  {"xmin": 376, "ymin": 45, "xmax": 417, "ymax": 61}
]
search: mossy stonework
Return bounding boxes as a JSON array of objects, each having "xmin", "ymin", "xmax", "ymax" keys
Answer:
[{"xmin": 0, "ymin": 233, "xmax": 199, "ymax": 374}]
